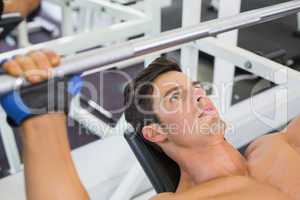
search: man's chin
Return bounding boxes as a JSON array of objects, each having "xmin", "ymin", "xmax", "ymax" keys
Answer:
[{"xmin": 202, "ymin": 117, "xmax": 226, "ymax": 136}]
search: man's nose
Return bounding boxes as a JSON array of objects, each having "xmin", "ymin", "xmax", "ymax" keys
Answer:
[{"xmin": 194, "ymin": 89, "xmax": 206, "ymax": 107}]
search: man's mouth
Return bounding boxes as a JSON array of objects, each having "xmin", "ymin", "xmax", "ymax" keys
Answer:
[{"xmin": 198, "ymin": 107, "xmax": 216, "ymax": 119}]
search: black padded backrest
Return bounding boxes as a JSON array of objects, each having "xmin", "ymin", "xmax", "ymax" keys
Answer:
[{"xmin": 124, "ymin": 130, "xmax": 180, "ymax": 193}]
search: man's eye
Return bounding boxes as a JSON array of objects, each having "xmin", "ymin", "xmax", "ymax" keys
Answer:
[{"xmin": 170, "ymin": 93, "xmax": 180, "ymax": 102}]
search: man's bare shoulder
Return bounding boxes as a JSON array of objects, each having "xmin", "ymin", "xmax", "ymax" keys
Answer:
[
  {"xmin": 150, "ymin": 176, "xmax": 290, "ymax": 200},
  {"xmin": 245, "ymin": 131, "xmax": 300, "ymax": 159},
  {"xmin": 245, "ymin": 132, "xmax": 285, "ymax": 158}
]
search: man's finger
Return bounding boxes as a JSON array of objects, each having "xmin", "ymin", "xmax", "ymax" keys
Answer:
[
  {"xmin": 2, "ymin": 60, "xmax": 23, "ymax": 77},
  {"xmin": 15, "ymin": 55, "xmax": 42, "ymax": 83},
  {"xmin": 28, "ymin": 51, "xmax": 52, "ymax": 80},
  {"xmin": 41, "ymin": 49, "xmax": 61, "ymax": 67}
]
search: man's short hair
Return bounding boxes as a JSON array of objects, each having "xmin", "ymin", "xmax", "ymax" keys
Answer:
[{"xmin": 123, "ymin": 57, "xmax": 182, "ymax": 149}]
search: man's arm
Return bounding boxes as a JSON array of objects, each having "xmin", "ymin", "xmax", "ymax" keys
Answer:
[
  {"xmin": 2, "ymin": 50, "xmax": 89, "ymax": 200},
  {"xmin": 21, "ymin": 113, "xmax": 89, "ymax": 200}
]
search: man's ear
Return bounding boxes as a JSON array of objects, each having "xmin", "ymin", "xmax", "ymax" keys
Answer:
[{"xmin": 142, "ymin": 124, "xmax": 167, "ymax": 143}]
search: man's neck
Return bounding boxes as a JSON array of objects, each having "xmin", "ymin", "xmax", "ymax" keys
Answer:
[{"xmin": 176, "ymin": 140, "xmax": 249, "ymax": 185}]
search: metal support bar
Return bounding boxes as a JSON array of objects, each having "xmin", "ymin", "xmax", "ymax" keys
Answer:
[
  {"xmin": 213, "ymin": 0, "xmax": 241, "ymax": 112},
  {"xmin": 0, "ymin": 18, "xmax": 150, "ymax": 59},
  {"xmin": 26, "ymin": 17, "xmax": 60, "ymax": 37},
  {"xmin": 0, "ymin": 106, "xmax": 22, "ymax": 174},
  {"xmin": 77, "ymin": 0, "xmax": 147, "ymax": 20},
  {"xmin": 180, "ymin": 0, "xmax": 201, "ymax": 81},
  {"xmin": 1, "ymin": 1, "xmax": 300, "ymax": 95},
  {"xmin": 62, "ymin": 0, "xmax": 75, "ymax": 36},
  {"xmin": 144, "ymin": 0, "xmax": 162, "ymax": 66},
  {"xmin": 195, "ymin": 37, "xmax": 300, "ymax": 85},
  {"xmin": 16, "ymin": 21, "xmax": 31, "ymax": 48}
]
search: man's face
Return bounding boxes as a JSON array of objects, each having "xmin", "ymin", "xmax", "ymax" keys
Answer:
[{"xmin": 150, "ymin": 71, "xmax": 225, "ymax": 148}]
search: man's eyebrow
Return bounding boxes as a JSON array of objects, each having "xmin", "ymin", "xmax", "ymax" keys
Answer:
[
  {"xmin": 192, "ymin": 81, "xmax": 202, "ymax": 86},
  {"xmin": 163, "ymin": 86, "xmax": 181, "ymax": 97}
]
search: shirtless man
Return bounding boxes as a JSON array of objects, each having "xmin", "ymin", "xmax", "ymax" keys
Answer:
[
  {"xmin": 0, "ymin": 52, "xmax": 299, "ymax": 200},
  {"xmin": 124, "ymin": 58, "xmax": 300, "ymax": 200}
]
